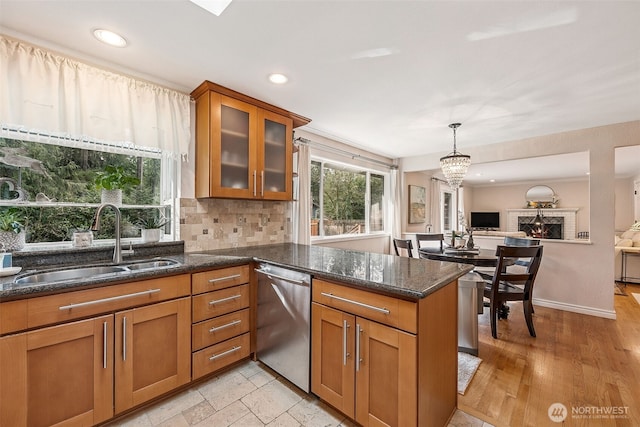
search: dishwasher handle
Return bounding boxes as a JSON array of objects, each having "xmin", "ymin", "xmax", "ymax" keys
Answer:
[{"xmin": 254, "ymin": 268, "xmax": 308, "ymax": 285}]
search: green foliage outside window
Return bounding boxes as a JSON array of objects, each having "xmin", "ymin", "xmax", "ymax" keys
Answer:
[
  {"xmin": 311, "ymin": 160, "xmax": 385, "ymax": 237},
  {"xmin": 0, "ymin": 138, "xmax": 163, "ymax": 243}
]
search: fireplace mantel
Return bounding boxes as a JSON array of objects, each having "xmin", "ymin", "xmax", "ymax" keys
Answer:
[{"xmin": 507, "ymin": 208, "xmax": 579, "ymax": 240}]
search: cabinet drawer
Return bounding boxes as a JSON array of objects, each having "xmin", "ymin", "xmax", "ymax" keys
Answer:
[
  {"xmin": 192, "ymin": 284, "xmax": 250, "ymax": 323},
  {"xmin": 192, "ymin": 332, "xmax": 250, "ymax": 379},
  {"xmin": 192, "ymin": 265, "xmax": 250, "ymax": 295},
  {"xmin": 15, "ymin": 275, "xmax": 191, "ymax": 333},
  {"xmin": 192, "ymin": 308, "xmax": 250, "ymax": 351},
  {"xmin": 312, "ymin": 279, "xmax": 417, "ymax": 334}
]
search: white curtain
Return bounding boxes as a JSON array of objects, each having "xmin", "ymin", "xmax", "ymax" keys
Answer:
[
  {"xmin": 0, "ymin": 36, "xmax": 191, "ymax": 158},
  {"xmin": 294, "ymin": 143, "xmax": 311, "ymax": 245},
  {"xmin": 430, "ymin": 178, "xmax": 442, "ymax": 233},
  {"xmin": 389, "ymin": 168, "xmax": 402, "ymax": 254}
]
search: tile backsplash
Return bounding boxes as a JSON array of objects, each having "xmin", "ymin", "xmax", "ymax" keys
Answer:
[{"xmin": 179, "ymin": 198, "xmax": 292, "ymax": 252}]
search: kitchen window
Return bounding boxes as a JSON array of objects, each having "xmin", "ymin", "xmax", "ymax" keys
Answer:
[
  {"xmin": 310, "ymin": 159, "xmax": 387, "ymax": 238},
  {"xmin": 0, "ymin": 136, "xmax": 176, "ymax": 246}
]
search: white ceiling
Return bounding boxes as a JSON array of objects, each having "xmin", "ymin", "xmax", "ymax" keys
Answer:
[{"xmin": 1, "ymin": 0, "xmax": 639, "ymax": 180}]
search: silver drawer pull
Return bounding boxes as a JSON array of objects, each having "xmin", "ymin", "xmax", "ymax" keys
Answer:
[
  {"xmin": 208, "ymin": 294, "xmax": 241, "ymax": 305},
  {"xmin": 59, "ymin": 289, "xmax": 161, "ymax": 310},
  {"xmin": 209, "ymin": 319, "xmax": 241, "ymax": 333},
  {"xmin": 209, "ymin": 346, "xmax": 241, "ymax": 361},
  {"xmin": 103, "ymin": 321, "xmax": 108, "ymax": 369},
  {"xmin": 254, "ymin": 268, "xmax": 306, "ymax": 285},
  {"xmin": 208, "ymin": 274, "xmax": 241, "ymax": 283},
  {"xmin": 320, "ymin": 292, "xmax": 390, "ymax": 315}
]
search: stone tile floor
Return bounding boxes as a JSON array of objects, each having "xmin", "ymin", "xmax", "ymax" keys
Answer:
[{"xmin": 107, "ymin": 360, "xmax": 493, "ymax": 426}]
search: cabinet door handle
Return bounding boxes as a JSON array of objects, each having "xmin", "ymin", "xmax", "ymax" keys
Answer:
[
  {"xmin": 253, "ymin": 170, "xmax": 257, "ymax": 197},
  {"xmin": 356, "ymin": 323, "xmax": 363, "ymax": 372},
  {"xmin": 122, "ymin": 316, "xmax": 127, "ymax": 361},
  {"xmin": 208, "ymin": 294, "xmax": 241, "ymax": 305},
  {"xmin": 103, "ymin": 321, "xmax": 108, "ymax": 369},
  {"xmin": 320, "ymin": 292, "xmax": 390, "ymax": 315},
  {"xmin": 209, "ymin": 319, "xmax": 241, "ymax": 333},
  {"xmin": 58, "ymin": 289, "xmax": 161, "ymax": 310},
  {"xmin": 208, "ymin": 274, "xmax": 241, "ymax": 283},
  {"xmin": 343, "ymin": 320, "xmax": 350, "ymax": 366},
  {"xmin": 261, "ymin": 170, "xmax": 264, "ymax": 196},
  {"xmin": 209, "ymin": 346, "xmax": 241, "ymax": 361}
]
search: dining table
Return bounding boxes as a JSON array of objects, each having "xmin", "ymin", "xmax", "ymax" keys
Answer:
[
  {"xmin": 418, "ymin": 247, "xmax": 505, "ymax": 268},
  {"xmin": 419, "ymin": 246, "xmax": 516, "ymax": 323}
]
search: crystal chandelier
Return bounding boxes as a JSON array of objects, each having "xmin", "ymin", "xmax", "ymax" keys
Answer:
[{"xmin": 439, "ymin": 123, "xmax": 471, "ymax": 190}]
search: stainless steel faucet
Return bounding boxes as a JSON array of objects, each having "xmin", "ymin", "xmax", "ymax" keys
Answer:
[{"xmin": 91, "ymin": 203, "xmax": 123, "ymax": 263}]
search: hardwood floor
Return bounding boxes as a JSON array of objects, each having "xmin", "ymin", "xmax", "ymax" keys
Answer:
[{"xmin": 458, "ymin": 284, "xmax": 640, "ymax": 426}]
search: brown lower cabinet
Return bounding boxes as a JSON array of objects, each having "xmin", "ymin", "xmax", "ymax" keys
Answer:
[
  {"xmin": 311, "ymin": 278, "xmax": 457, "ymax": 427},
  {"xmin": 1, "ymin": 315, "xmax": 114, "ymax": 427},
  {"xmin": 311, "ymin": 303, "xmax": 417, "ymax": 427},
  {"xmin": 0, "ymin": 263, "xmax": 456, "ymax": 427},
  {"xmin": 114, "ymin": 297, "xmax": 191, "ymax": 413},
  {"xmin": 0, "ymin": 288, "xmax": 191, "ymax": 426}
]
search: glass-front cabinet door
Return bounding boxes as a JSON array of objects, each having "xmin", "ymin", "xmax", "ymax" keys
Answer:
[
  {"xmin": 192, "ymin": 81, "xmax": 302, "ymax": 200},
  {"xmin": 259, "ymin": 109, "xmax": 293, "ymax": 200},
  {"xmin": 211, "ymin": 95, "xmax": 257, "ymax": 199}
]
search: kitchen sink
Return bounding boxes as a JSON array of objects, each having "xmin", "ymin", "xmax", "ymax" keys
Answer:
[
  {"xmin": 13, "ymin": 258, "xmax": 181, "ymax": 286},
  {"xmin": 126, "ymin": 259, "xmax": 179, "ymax": 270}
]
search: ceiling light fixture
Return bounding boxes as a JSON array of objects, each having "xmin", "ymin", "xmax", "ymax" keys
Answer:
[
  {"xmin": 93, "ymin": 29, "xmax": 127, "ymax": 47},
  {"xmin": 440, "ymin": 123, "xmax": 471, "ymax": 190},
  {"xmin": 189, "ymin": 0, "xmax": 233, "ymax": 17},
  {"xmin": 268, "ymin": 73, "xmax": 288, "ymax": 84}
]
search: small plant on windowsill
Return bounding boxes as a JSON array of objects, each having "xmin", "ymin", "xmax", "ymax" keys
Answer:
[
  {"xmin": 0, "ymin": 208, "xmax": 26, "ymax": 251},
  {"xmin": 135, "ymin": 212, "xmax": 170, "ymax": 243},
  {"xmin": 94, "ymin": 165, "xmax": 140, "ymax": 206}
]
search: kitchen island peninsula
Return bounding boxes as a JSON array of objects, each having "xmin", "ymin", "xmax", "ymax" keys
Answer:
[
  {"xmin": 199, "ymin": 244, "xmax": 472, "ymax": 427},
  {"xmin": 1, "ymin": 243, "xmax": 471, "ymax": 427}
]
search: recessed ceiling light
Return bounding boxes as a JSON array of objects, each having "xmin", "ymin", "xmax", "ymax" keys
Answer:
[
  {"xmin": 189, "ymin": 0, "xmax": 233, "ymax": 16},
  {"xmin": 93, "ymin": 29, "xmax": 127, "ymax": 47},
  {"xmin": 269, "ymin": 73, "xmax": 288, "ymax": 84}
]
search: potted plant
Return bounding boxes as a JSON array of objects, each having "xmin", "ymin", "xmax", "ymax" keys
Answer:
[
  {"xmin": 136, "ymin": 211, "xmax": 170, "ymax": 243},
  {"xmin": 0, "ymin": 208, "xmax": 26, "ymax": 251},
  {"xmin": 94, "ymin": 165, "xmax": 140, "ymax": 206}
]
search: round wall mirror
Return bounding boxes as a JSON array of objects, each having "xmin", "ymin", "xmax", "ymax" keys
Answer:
[{"xmin": 525, "ymin": 185, "xmax": 555, "ymax": 202}]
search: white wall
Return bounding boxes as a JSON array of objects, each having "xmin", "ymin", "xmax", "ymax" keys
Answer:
[
  {"xmin": 400, "ymin": 121, "xmax": 640, "ymax": 318},
  {"xmin": 466, "ymin": 179, "xmax": 590, "ymax": 236},
  {"xmin": 313, "ymin": 235, "xmax": 390, "ymax": 254},
  {"xmin": 615, "ymin": 177, "xmax": 636, "ymax": 231}
]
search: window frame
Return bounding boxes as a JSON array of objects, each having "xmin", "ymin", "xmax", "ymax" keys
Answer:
[
  {"xmin": 310, "ymin": 156, "xmax": 390, "ymax": 241},
  {"xmin": 0, "ymin": 136, "xmax": 178, "ymax": 249}
]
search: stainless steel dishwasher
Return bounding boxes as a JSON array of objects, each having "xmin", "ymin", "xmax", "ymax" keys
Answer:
[{"xmin": 255, "ymin": 263, "xmax": 311, "ymax": 392}]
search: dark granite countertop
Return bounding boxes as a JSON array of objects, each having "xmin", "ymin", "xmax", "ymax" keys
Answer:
[
  {"xmin": 199, "ymin": 243, "xmax": 472, "ymax": 300},
  {"xmin": 0, "ymin": 242, "xmax": 472, "ymax": 302}
]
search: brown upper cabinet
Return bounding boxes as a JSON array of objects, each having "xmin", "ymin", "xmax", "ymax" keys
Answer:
[{"xmin": 191, "ymin": 81, "xmax": 311, "ymax": 200}]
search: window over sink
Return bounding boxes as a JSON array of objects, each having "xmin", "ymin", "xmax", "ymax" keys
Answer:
[{"xmin": 0, "ymin": 136, "xmax": 176, "ymax": 246}]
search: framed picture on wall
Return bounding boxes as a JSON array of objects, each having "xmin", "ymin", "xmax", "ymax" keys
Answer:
[{"xmin": 409, "ymin": 185, "xmax": 426, "ymax": 223}]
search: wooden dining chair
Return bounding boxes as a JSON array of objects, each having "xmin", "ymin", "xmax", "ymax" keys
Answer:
[
  {"xmin": 483, "ymin": 245, "xmax": 543, "ymax": 338},
  {"xmin": 415, "ymin": 233, "xmax": 444, "ymax": 257},
  {"xmin": 504, "ymin": 236, "xmax": 540, "ymax": 267},
  {"xmin": 393, "ymin": 238, "xmax": 414, "ymax": 258},
  {"xmin": 477, "ymin": 236, "xmax": 541, "ymax": 280}
]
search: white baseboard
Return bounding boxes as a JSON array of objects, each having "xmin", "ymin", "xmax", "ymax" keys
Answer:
[{"xmin": 533, "ymin": 298, "xmax": 617, "ymax": 320}]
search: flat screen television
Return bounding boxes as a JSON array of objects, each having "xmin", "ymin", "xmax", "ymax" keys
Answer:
[{"xmin": 470, "ymin": 212, "xmax": 500, "ymax": 229}]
